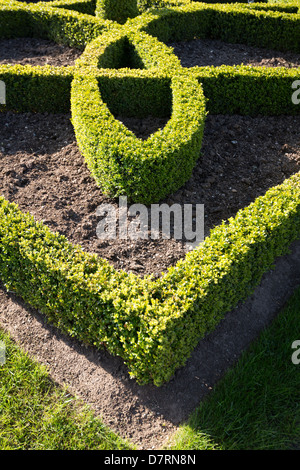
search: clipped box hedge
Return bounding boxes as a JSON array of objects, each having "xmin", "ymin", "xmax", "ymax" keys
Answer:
[
  {"xmin": 0, "ymin": 175, "xmax": 299, "ymax": 385},
  {"xmin": 95, "ymin": 0, "xmax": 139, "ymax": 23},
  {"xmin": 71, "ymin": 27, "xmax": 206, "ymax": 204},
  {"xmin": 42, "ymin": 0, "xmax": 98, "ymax": 15},
  {"xmin": 132, "ymin": 2, "xmax": 300, "ymax": 52},
  {"xmin": 1, "ymin": 63, "xmax": 300, "ymax": 116},
  {"xmin": 0, "ymin": 0, "xmax": 113, "ymax": 47},
  {"xmin": 0, "ymin": 0, "xmax": 300, "ymax": 385}
]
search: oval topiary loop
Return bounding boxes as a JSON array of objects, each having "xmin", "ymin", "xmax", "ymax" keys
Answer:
[{"xmin": 71, "ymin": 29, "xmax": 207, "ymax": 204}]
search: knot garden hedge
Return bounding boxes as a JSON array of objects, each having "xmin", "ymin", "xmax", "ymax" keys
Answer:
[{"xmin": 0, "ymin": 0, "xmax": 300, "ymax": 386}]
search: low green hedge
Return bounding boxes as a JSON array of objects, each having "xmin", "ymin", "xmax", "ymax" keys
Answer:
[
  {"xmin": 192, "ymin": 65, "xmax": 300, "ymax": 116},
  {"xmin": 40, "ymin": 0, "xmax": 97, "ymax": 15},
  {"xmin": 137, "ymin": 0, "xmax": 267, "ymax": 11},
  {"xmin": 0, "ymin": 64, "xmax": 74, "ymax": 113},
  {"xmin": 0, "ymin": 0, "xmax": 113, "ymax": 47},
  {"xmin": 30, "ymin": 0, "xmax": 96, "ymax": 16},
  {"xmin": 146, "ymin": 173, "xmax": 300, "ymax": 385},
  {"xmin": 71, "ymin": 29, "xmax": 206, "ymax": 204},
  {"xmin": 3, "ymin": 0, "xmax": 299, "ymax": 52},
  {"xmin": 2, "ymin": 63, "xmax": 300, "ymax": 117},
  {"xmin": 95, "ymin": 0, "xmax": 139, "ymax": 23},
  {"xmin": 137, "ymin": 0, "xmax": 191, "ymax": 12},
  {"xmin": 0, "ymin": 0, "xmax": 300, "ymax": 385},
  {"xmin": 244, "ymin": 2, "xmax": 299, "ymax": 14},
  {"xmin": 0, "ymin": 173, "xmax": 299, "ymax": 385},
  {"xmin": 132, "ymin": 3, "xmax": 300, "ymax": 52}
]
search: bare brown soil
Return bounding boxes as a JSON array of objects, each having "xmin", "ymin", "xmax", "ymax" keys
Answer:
[
  {"xmin": 0, "ymin": 36, "xmax": 300, "ymax": 449},
  {"xmin": 0, "ymin": 111, "xmax": 299, "ymax": 277},
  {"xmin": 0, "ymin": 38, "xmax": 82, "ymax": 67},
  {"xmin": 167, "ymin": 37, "xmax": 300, "ymax": 68},
  {"xmin": 1, "ymin": 36, "xmax": 300, "ymax": 69}
]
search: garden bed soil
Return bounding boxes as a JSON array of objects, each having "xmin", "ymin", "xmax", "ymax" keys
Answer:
[
  {"xmin": 167, "ymin": 37, "xmax": 300, "ymax": 68},
  {"xmin": 0, "ymin": 37, "xmax": 82, "ymax": 67},
  {"xmin": 0, "ymin": 36, "xmax": 300, "ymax": 448},
  {"xmin": 1, "ymin": 36, "xmax": 300, "ymax": 69},
  {"xmin": 0, "ymin": 111, "xmax": 299, "ymax": 278}
]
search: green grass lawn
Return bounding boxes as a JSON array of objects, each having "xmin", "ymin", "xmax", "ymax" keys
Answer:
[{"xmin": 0, "ymin": 329, "xmax": 134, "ymax": 450}]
